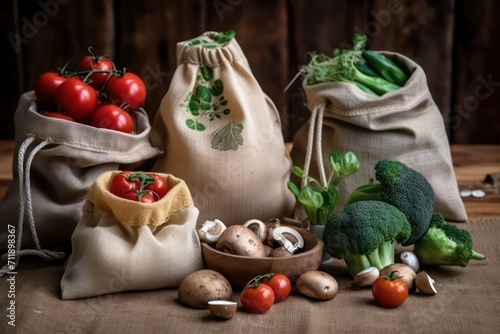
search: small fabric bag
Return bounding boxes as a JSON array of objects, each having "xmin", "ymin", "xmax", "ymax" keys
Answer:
[
  {"xmin": 60, "ymin": 171, "xmax": 203, "ymax": 299},
  {"xmin": 290, "ymin": 52, "xmax": 467, "ymax": 222},
  {"xmin": 0, "ymin": 92, "xmax": 159, "ymax": 276},
  {"xmin": 150, "ymin": 31, "xmax": 295, "ymax": 226}
]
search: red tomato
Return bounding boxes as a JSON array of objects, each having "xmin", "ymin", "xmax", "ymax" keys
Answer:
[
  {"xmin": 262, "ymin": 274, "xmax": 292, "ymax": 302},
  {"xmin": 91, "ymin": 104, "xmax": 134, "ymax": 133},
  {"xmin": 105, "ymin": 72, "xmax": 146, "ymax": 111},
  {"xmin": 371, "ymin": 271, "xmax": 408, "ymax": 308},
  {"xmin": 240, "ymin": 280, "xmax": 275, "ymax": 314},
  {"xmin": 35, "ymin": 72, "xmax": 67, "ymax": 110},
  {"xmin": 55, "ymin": 78, "xmax": 98, "ymax": 119},
  {"xmin": 144, "ymin": 174, "xmax": 168, "ymax": 200},
  {"xmin": 78, "ymin": 55, "xmax": 115, "ymax": 90},
  {"xmin": 123, "ymin": 191, "xmax": 156, "ymax": 203},
  {"xmin": 43, "ymin": 112, "xmax": 75, "ymax": 122},
  {"xmin": 109, "ymin": 172, "xmax": 140, "ymax": 199}
]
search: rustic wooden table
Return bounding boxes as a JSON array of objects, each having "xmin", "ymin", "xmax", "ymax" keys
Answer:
[{"xmin": 0, "ymin": 140, "xmax": 499, "ymax": 220}]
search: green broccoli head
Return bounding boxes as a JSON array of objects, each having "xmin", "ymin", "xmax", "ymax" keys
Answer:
[
  {"xmin": 324, "ymin": 200, "xmax": 411, "ymax": 277},
  {"xmin": 344, "ymin": 159, "xmax": 435, "ymax": 246},
  {"xmin": 413, "ymin": 212, "xmax": 486, "ymax": 267}
]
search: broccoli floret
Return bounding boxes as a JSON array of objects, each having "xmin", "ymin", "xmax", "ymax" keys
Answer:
[
  {"xmin": 323, "ymin": 200, "xmax": 411, "ymax": 277},
  {"xmin": 344, "ymin": 159, "xmax": 435, "ymax": 246},
  {"xmin": 413, "ymin": 212, "xmax": 486, "ymax": 267}
]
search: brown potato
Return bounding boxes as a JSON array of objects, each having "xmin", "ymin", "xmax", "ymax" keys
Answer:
[
  {"xmin": 178, "ymin": 269, "xmax": 233, "ymax": 309},
  {"xmin": 296, "ymin": 271, "xmax": 338, "ymax": 300}
]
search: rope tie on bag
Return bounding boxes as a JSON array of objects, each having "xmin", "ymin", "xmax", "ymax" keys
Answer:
[
  {"xmin": 0, "ymin": 135, "xmax": 66, "ymax": 277},
  {"xmin": 302, "ymin": 101, "xmax": 328, "ymax": 188}
]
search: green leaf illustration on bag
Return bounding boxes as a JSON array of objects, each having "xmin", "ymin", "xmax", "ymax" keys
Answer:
[
  {"xmin": 211, "ymin": 121, "xmax": 244, "ymax": 151},
  {"xmin": 181, "ymin": 65, "xmax": 243, "ymax": 151}
]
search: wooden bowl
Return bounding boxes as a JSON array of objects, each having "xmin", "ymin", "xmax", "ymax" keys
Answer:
[{"xmin": 201, "ymin": 228, "xmax": 323, "ymax": 289}]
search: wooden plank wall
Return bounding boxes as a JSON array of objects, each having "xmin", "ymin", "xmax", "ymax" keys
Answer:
[{"xmin": 1, "ymin": 0, "xmax": 499, "ymax": 144}]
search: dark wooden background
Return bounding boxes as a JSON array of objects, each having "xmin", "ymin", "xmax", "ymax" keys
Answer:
[{"xmin": 1, "ymin": 0, "xmax": 499, "ymax": 144}]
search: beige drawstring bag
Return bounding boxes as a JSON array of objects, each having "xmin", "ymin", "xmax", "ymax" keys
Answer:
[
  {"xmin": 150, "ymin": 31, "xmax": 295, "ymax": 226},
  {"xmin": 290, "ymin": 52, "xmax": 467, "ymax": 222},
  {"xmin": 0, "ymin": 92, "xmax": 160, "ymax": 277},
  {"xmin": 60, "ymin": 171, "xmax": 203, "ymax": 299}
]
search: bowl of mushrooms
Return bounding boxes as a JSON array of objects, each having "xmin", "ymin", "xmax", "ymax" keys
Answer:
[{"xmin": 199, "ymin": 218, "xmax": 323, "ymax": 289}]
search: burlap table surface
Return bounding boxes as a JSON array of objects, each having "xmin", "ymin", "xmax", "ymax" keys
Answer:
[{"xmin": 2, "ymin": 218, "xmax": 499, "ymax": 334}]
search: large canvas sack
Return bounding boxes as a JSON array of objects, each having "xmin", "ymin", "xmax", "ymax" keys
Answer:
[
  {"xmin": 60, "ymin": 171, "xmax": 204, "ymax": 299},
  {"xmin": 150, "ymin": 31, "xmax": 295, "ymax": 226},
  {"xmin": 0, "ymin": 92, "xmax": 159, "ymax": 276},
  {"xmin": 290, "ymin": 52, "xmax": 467, "ymax": 222}
]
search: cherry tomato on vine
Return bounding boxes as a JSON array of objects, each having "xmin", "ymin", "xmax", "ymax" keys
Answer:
[
  {"xmin": 262, "ymin": 273, "xmax": 292, "ymax": 302},
  {"xmin": 91, "ymin": 104, "xmax": 134, "ymax": 134},
  {"xmin": 144, "ymin": 174, "xmax": 169, "ymax": 200},
  {"xmin": 78, "ymin": 52, "xmax": 115, "ymax": 90},
  {"xmin": 371, "ymin": 271, "xmax": 408, "ymax": 308},
  {"xmin": 240, "ymin": 275, "xmax": 275, "ymax": 314},
  {"xmin": 109, "ymin": 172, "xmax": 140, "ymax": 199},
  {"xmin": 105, "ymin": 72, "xmax": 146, "ymax": 111},
  {"xmin": 35, "ymin": 72, "xmax": 67, "ymax": 110},
  {"xmin": 55, "ymin": 78, "xmax": 97, "ymax": 119},
  {"xmin": 43, "ymin": 112, "xmax": 75, "ymax": 122}
]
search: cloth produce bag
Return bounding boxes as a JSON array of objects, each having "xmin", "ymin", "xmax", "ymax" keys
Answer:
[
  {"xmin": 0, "ymin": 92, "xmax": 160, "ymax": 276},
  {"xmin": 290, "ymin": 52, "xmax": 467, "ymax": 222},
  {"xmin": 60, "ymin": 171, "xmax": 204, "ymax": 299},
  {"xmin": 150, "ymin": 31, "xmax": 295, "ymax": 226}
]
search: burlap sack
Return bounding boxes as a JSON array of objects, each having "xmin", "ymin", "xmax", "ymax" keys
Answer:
[
  {"xmin": 150, "ymin": 31, "xmax": 295, "ymax": 226},
  {"xmin": 0, "ymin": 92, "xmax": 160, "ymax": 276},
  {"xmin": 290, "ymin": 52, "xmax": 467, "ymax": 223},
  {"xmin": 60, "ymin": 171, "xmax": 203, "ymax": 299}
]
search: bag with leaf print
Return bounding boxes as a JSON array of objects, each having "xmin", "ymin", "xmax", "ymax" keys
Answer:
[
  {"xmin": 150, "ymin": 31, "xmax": 295, "ymax": 227},
  {"xmin": 0, "ymin": 92, "xmax": 160, "ymax": 277},
  {"xmin": 60, "ymin": 171, "xmax": 203, "ymax": 299}
]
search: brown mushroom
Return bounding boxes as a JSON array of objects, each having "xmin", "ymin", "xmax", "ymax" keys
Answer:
[{"xmin": 215, "ymin": 225, "xmax": 266, "ymax": 257}]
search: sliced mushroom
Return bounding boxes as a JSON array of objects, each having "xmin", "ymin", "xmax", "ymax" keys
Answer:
[
  {"xmin": 208, "ymin": 300, "xmax": 237, "ymax": 319},
  {"xmin": 272, "ymin": 226, "xmax": 304, "ymax": 254},
  {"xmin": 198, "ymin": 219, "xmax": 227, "ymax": 243},
  {"xmin": 415, "ymin": 271, "xmax": 437, "ymax": 295},
  {"xmin": 354, "ymin": 266, "xmax": 379, "ymax": 287},
  {"xmin": 243, "ymin": 219, "xmax": 267, "ymax": 243}
]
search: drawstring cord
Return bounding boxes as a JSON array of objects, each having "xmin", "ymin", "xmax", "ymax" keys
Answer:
[
  {"xmin": 0, "ymin": 136, "xmax": 66, "ymax": 277},
  {"xmin": 301, "ymin": 101, "xmax": 328, "ymax": 188}
]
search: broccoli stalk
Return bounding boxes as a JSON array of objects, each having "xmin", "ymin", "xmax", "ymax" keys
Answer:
[
  {"xmin": 323, "ymin": 200, "xmax": 411, "ymax": 277},
  {"xmin": 344, "ymin": 240, "xmax": 396, "ymax": 277},
  {"xmin": 343, "ymin": 159, "xmax": 435, "ymax": 246},
  {"xmin": 413, "ymin": 212, "xmax": 486, "ymax": 267}
]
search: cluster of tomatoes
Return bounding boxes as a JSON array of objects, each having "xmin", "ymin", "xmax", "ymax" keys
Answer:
[
  {"xmin": 240, "ymin": 273, "xmax": 292, "ymax": 314},
  {"xmin": 34, "ymin": 47, "xmax": 146, "ymax": 134},
  {"xmin": 109, "ymin": 171, "xmax": 168, "ymax": 203}
]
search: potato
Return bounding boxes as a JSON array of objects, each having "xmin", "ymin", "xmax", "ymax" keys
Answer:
[
  {"xmin": 380, "ymin": 263, "xmax": 416, "ymax": 292},
  {"xmin": 178, "ymin": 269, "xmax": 233, "ymax": 309},
  {"xmin": 296, "ymin": 271, "xmax": 338, "ymax": 300},
  {"xmin": 216, "ymin": 225, "xmax": 265, "ymax": 257}
]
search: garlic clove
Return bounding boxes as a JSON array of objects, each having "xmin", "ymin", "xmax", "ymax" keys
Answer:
[
  {"xmin": 400, "ymin": 251, "xmax": 420, "ymax": 272},
  {"xmin": 415, "ymin": 271, "xmax": 437, "ymax": 295},
  {"xmin": 272, "ymin": 226, "xmax": 304, "ymax": 254},
  {"xmin": 198, "ymin": 219, "xmax": 227, "ymax": 243},
  {"xmin": 354, "ymin": 266, "xmax": 380, "ymax": 287},
  {"xmin": 243, "ymin": 219, "xmax": 268, "ymax": 242}
]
